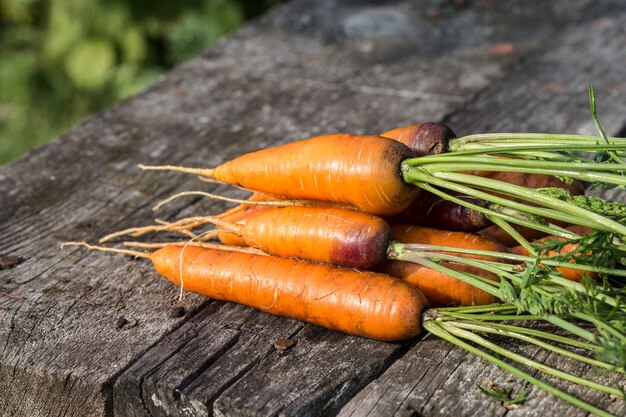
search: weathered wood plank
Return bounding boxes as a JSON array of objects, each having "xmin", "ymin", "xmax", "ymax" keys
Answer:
[
  {"xmin": 338, "ymin": 11, "xmax": 626, "ymax": 417},
  {"xmin": 113, "ymin": 302, "xmax": 303, "ymax": 417},
  {"xmin": 338, "ymin": 333, "xmax": 508, "ymax": 417},
  {"xmin": 118, "ymin": 304, "xmax": 416, "ymax": 417},
  {"xmin": 212, "ymin": 327, "xmax": 414, "ymax": 417},
  {"xmin": 0, "ymin": 0, "xmax": 621, "ymax": 416}
]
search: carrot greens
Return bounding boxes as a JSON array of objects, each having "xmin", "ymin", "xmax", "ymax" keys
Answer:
[
  {"xmin": 399, "ymin": 86, "xmax": 626, "ymax": 252},
  {"xmin": 391, "ymin": 241, "xmax": 626, "ymax": 373}
]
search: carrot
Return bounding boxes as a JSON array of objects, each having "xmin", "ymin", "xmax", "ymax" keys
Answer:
[
  {"xmin": 395, "ymin": 189, "xmax": 491, "ymax": 232},
  {"xmin": 379, "ymin": 261, "xmax": 497, "ymax": 307},
  {"xmin": 381, "ymin": 123, "xmax": 487, "ymax": 231},
  {"xmin": 157, "ymin": 245, "xmax": 427, "ymax": 341},
  {"xmin": 150, "ymin": 206, "xmax": 508, "ymax": 274},
  {"xmin": 511, "ymin": 225, "xmax": 597, "ymax": 281},
  {"xmin": 215, "ymin": 192, "xmax": 356, "ymax": 246},
  {"xmin": 218, "ymin": 206, "xmax": 392, "ymax": 269},
  {"xmin": 379, "ymin": 224, "xmax": 507, "ymax": 306},
  {"xmin": 117, "ymin": 206, "xmax": 390, "ymax": 269},
  {"xmin": 389, "ymin": 224, "xmax": 509, "ymax": 261},
  {"xmin": 380, "ymin": 123, "xmax": 456, "ymax": 157},
  {"xmin": 139, "ymin": 134, "xmax": 419, "ymax": 216},
  {"xmin": 216, "ymin": 192, "xmax": 281, "ymax": 246},
  {"xmin": 62, "ymin": 241, "xmax": 625, "ymax": 415},
  {"xmin": 62, "ymin": 241, "xmax": 426, "ymax": 340},
  {"xmin": 173, "ymin": 207, "xmax": 506, "ymax": 305}
]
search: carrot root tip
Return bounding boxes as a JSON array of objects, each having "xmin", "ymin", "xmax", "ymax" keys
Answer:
[{"xmin": 60, "ymin": 241, "xmax": 151, "ymax": 259}]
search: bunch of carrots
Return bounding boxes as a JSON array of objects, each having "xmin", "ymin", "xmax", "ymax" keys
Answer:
[{"xmin": 65, "ymin": 87, "xmax": 626, "ymax": 416}]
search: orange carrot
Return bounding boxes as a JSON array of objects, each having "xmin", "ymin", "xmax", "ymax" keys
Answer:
[
  {"xmin": 379, "ymin": 261, "xmax": 497, "ymax": 307},
  {"xmin": 217, "ymin": 204, "xmax": 269, "ymax": 246},
  {"xmin": 511, "ymin": 225, "xmax": 597, "ymax": 282},
  {"xmin": 153, "ymin": 245, "xmax": 427, "ymax": 341},
  {"xmin": 380, "ymin": 123, "xmax": 456, "ymax": 156},
  {"xmin": 215, "ymin": 192, "xmax": 356, "ymax": 246},
  {"xmin": 379, "ymin": 224, "xmax": 508, "ymax": 307},
  {"xmin": 216, "ymin": 192, "xmax": 281, "ymax": 246},
  {"xmin": 218, "ymin": 206, "xmax": 392, "ymax": 269},
  {"xmin": 63, "ymin": 242, "xmax": 427, "ymax": 341},
  {"xmin": 140, "ymin": 134, "xmax": 419, "ymax": 216},
  {"xmin": 141, "ymin": 207, "xmax": 508, "ymax": 279},
  {"xmin": 390, "ymin": 224, "xmax": 508, "ymax": 260},
  {"xmin": 393, "ymin": 189, "xmax": 491, "ymax": 232}
]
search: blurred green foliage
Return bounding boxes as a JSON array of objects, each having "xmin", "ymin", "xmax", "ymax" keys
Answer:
[{"xmin": 0, "ymin": 0, "xmax": 277, "ymax": 163}]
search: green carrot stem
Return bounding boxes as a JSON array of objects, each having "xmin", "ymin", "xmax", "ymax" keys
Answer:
[
  {"xmin": 588, "ymin": 85, "xmax": 621, "ymax": 164},
  {"xmin": 396, "ymin": 243, "xmax": 534, "ymax": 262},
  {"xmin": 404, "ymin": 169, "xmax": 603, "ymax": 231},
  {"xmin": 439, "ymin": 322, "xmax": 624, "ymax": 398},
  {"xmin": 438, "ymin": 312, "xmax": 544, "ymax": 321},
  {"xmin": 497, "ymin": 207, "xmax": 575, "ymax": 237},
  {"xmin": 427, "ymin": 171, "xmax": 626, "ymax": 235},
  {"xmin": 425, "ymin": 164, "xmax": 626, "ymax": 185},
  {"xmin": 449, "ymin": 133, "xmax": 626, "ymax": 146},
  {"xmin": 451, "ymin": 133, "xmax": 626, "ymax": 147},
  {"xmin": 458, "ymin": 320, "xmax": 601, "ymax": 351},
  {"xmin": 435, "ymin": 303, "xmax": 517, "ymax": 314},
  {"xmin": 447, "ymin": 140, "xmax": 626, "ymax": 152},
  {"xmin": 422, "ymin": 144, "xmax": 626, "ymax": 161},
  {"xmin": 398, "ymin": 243, "xmax": 626, "ymax": 277},
  {"xmin": 447, "ymin": 145, "xmax": 626, "ymax": 161},
  {"xmin": 422, "ymin": 320, "xmax": 617, "ymax": 417},
  {"xmin": 546, "ymin": 316, "xmax": 597, "ymax": 342},
  {"xmin": 444, "ymin": 320, "xmax": 615, "ymax": 370},
  {"xmin": 488, "ymin": 215, "xmax": 535, "ymax": 254},
  {"xmin": 392, "ymin": 252, "xmax": 501, "ymax": 297},
  {"xmin": 408, "ymin": 155, "xmax": 626, "ymax": 172}
]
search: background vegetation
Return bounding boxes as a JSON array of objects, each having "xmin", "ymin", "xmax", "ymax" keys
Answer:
[{"xmin": 0, "ymin": 0, "xmax": 277, "ymax": 164}]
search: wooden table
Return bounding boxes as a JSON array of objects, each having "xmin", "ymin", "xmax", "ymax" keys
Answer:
[{"xmin": 2, "ymin": 1, "xmax": 626, "ymax": 416}]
